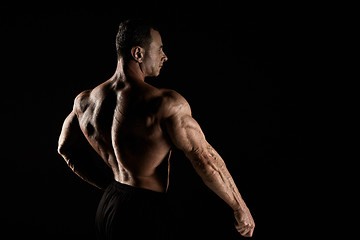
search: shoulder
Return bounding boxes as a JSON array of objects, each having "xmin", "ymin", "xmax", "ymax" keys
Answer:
[
  {"xmin": 75, "ymin": 89, "xmax": 91, "ymax": 101},
  {"xmin": 159, "ymin": 89, "xmax": 191, "ymax": 118},
  {"xmin": 74, "ymin": 80, "xmax": 113, "ymax": 103},
  {"xmin": 72, "ymin": 81, "xmax": 112, "ymax": 113},
  {"xmin": 161, "ymin": 89, "xmax": 186, "ymax": 102},
  {"xmin": 73, "ymin": 89, "xmax": 92, "ymax": 114}
]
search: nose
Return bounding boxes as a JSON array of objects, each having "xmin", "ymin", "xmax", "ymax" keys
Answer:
[{"xmin": 163, "ymin": 52, "xmax": 168, "ymax": 62}]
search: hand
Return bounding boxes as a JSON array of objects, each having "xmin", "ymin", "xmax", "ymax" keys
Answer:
[{"xmin": 234, "ymin": 207, "xmax": 255, "ymax": 237}]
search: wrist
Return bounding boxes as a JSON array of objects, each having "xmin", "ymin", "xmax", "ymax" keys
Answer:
[{"xmin": 232, "ymin": 202, "xmax": 248, "ymax": 212}]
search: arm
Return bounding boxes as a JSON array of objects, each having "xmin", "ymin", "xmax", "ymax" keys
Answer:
[
  {"xmin": 163, "ymin": 92, "xmax": 255, "ymax": 237},
  {"xmin": 58, "ymin": 111, "xmax": 113, "ymax": 190}
]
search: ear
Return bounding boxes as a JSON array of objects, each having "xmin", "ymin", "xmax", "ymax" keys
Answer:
[{"xmin": 130, "ymin": 46, "xmax": 144, "ymax": 63}]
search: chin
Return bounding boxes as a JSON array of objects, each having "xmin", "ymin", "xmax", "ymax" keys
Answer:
[
  {"xmin": 153, "ymin": 71, "xmax": 161, "ymax": 77},
  {"xmin": 147, "ymin": 73, "xmax": 160, "ymax": 79}
]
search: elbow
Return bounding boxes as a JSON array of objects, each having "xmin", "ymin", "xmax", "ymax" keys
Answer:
[
  {"xmin": 188, "ymin": 149, "xmax": 225, "ymax": 181},
  {"xmin": 58, "ymin": 145, "xmax": 75, "ymax": 170},
  {"xmin": 188, "ymin": 152, "xmax": 218, "ymax": 179},
  {"xmin": 58, "ymin": 143, "xmax": 70, "ymax": 162},
  {"xmin": 57, "ymin": 143, "xmax": 66, "ymax": 157},
  {"xmin": 196, "ymin": 160, "xmax": 220, "ymax": 183},
  {"xmin": 57, "ymin": 144, "xmax": 67, "ymax": 161},
  {"xmin": 58, "ymin": 138, "xmax": 72, "ymax": 157},
  {"xmin": 201, "ymin": 163, "xmax": 219, "ymax": 180}
]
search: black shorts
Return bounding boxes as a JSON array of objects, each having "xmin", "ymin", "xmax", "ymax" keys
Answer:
[{"xmin": 95, "ymin": 181, "xmax": 169, "ymax": 240}]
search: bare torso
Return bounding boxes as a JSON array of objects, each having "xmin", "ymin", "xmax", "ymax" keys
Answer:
[
  {"xmin": 74, "ymin": 78, "xmax": 173, "ymax": 192},
  {"xmin": 58, "ymin": 24, "xmax": 254, "ymax": 235}
]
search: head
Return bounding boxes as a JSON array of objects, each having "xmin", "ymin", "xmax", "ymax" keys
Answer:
[{"xmin": 116, "ymin": 19, "xmax": 168, "ymax": 77}]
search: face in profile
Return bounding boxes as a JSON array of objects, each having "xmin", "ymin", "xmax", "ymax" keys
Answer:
[{"xmin": 142, "ymin": 29, "xmax": 168, "ymax": 77}]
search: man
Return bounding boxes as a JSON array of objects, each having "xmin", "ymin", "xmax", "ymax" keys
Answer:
[{"xmin": 58, "ymin": 19, "xmax": 255, "ymax": 239}]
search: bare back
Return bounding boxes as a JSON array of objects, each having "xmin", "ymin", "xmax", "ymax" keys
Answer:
[
  {"xmin": 58, "ymin": 23, "xmax": 254, "ymax": 236},
  {"xmin": 74, "ymin": 79, "xmax": 173, "ymax": 192}
]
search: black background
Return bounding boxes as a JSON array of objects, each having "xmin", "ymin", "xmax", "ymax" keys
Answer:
[{"xmin": 2, "ymin": 1, "xmax": 309, "ymax": 239}]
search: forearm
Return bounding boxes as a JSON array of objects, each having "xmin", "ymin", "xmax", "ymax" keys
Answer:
[
  {"xmin": 187, "ymin": 144, "xmax": 247, "ymax": 211},
  {"xmin": 59, "ymin": 148, "xmax": 113, "ymax": 190}
]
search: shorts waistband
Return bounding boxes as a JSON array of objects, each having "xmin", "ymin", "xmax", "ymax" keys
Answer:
[{"xmin": 110, "ymin": 181, "xmax": 167, "ymax": 199}]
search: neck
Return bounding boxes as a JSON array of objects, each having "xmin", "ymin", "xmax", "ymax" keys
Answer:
[{"xmin": 112, "ymin": 58, "xmax": 146, "ymax": 83}]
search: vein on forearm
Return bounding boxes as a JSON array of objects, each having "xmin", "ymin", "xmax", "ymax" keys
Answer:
[{"xmin": 190, "ymin": 143, "xmax": 243, "ymax": 210}]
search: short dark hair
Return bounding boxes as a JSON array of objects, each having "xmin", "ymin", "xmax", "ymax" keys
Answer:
[{"xmin": 115, "ymin": 19, "xmax": 157, "ymax": 59}]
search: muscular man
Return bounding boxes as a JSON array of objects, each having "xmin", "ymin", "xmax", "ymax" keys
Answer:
[{"xmin": 58, "ymin": 19, "xmax": 255, "ymax": 239}]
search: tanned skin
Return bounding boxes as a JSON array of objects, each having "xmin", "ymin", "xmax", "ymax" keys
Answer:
[{"xmin": 58, "ymin": 28, "xmax": 255, "ymax": 237}]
